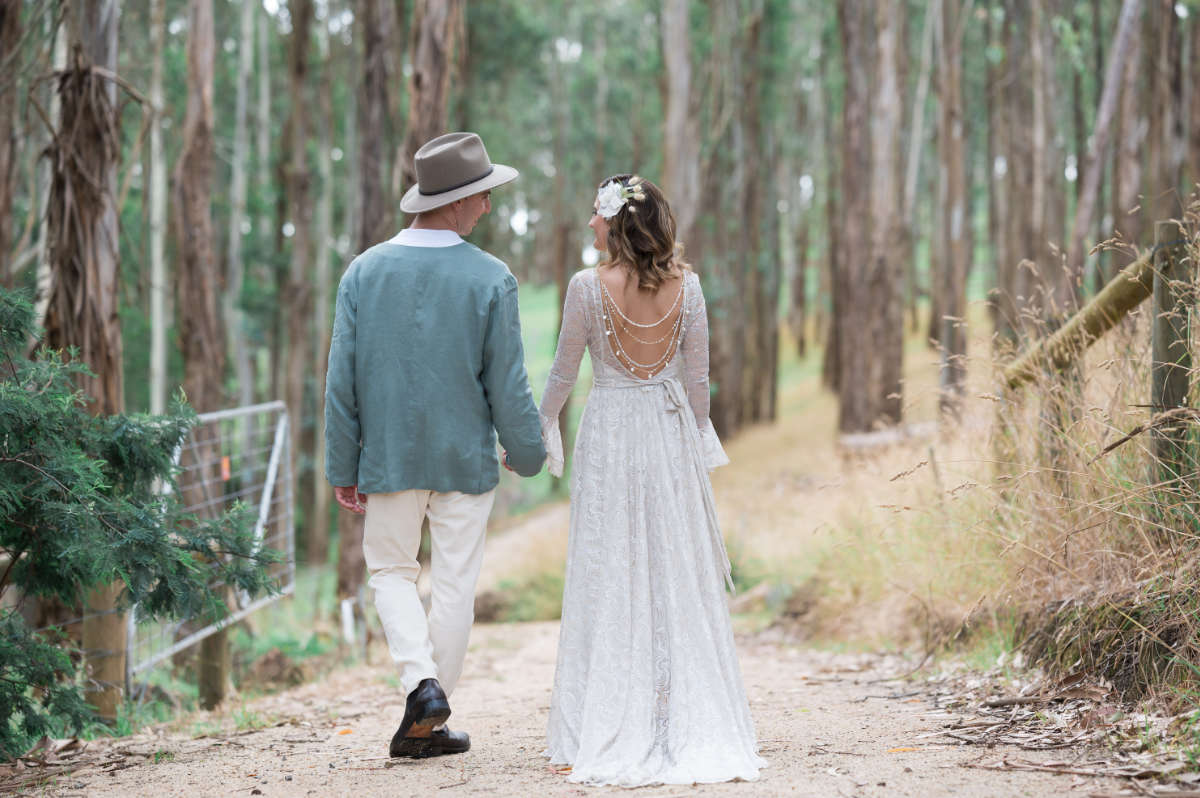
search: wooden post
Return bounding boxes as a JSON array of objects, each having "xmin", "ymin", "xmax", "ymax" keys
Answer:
[
  {"xmin": 81, "ymin": 582, "xmax": 126, "ymax": 721},
  {"xmin": 1150, "ymin": 220, "xmax": 1190, "ymax": 487},
  {"xmin": 198, "ymin": 588, "xmax": 233, "ymax": 709},
  {"xmin": 1003, "ymin": 247, "xmax": 1155, "ymax": 389}
]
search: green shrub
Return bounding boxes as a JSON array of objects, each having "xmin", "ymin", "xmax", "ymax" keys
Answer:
[{"xmin": 0, "ymin": 289, "xmax": 277, "ymax": 759}]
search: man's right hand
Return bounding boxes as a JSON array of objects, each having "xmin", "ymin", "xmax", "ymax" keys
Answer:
[{"xmin": 334, "ymin": 485, "xmax": 368, "ymax": 514}]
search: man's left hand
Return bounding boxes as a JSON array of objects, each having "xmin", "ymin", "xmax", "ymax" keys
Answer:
[{"xmin": 334, "ymin": 485, "xmax": 368, "ymax": 514}]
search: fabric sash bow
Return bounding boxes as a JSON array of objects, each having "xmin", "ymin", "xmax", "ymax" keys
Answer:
[{"xmin": 593, "ymin": 373, "xmax": 736, "ymax": 593}]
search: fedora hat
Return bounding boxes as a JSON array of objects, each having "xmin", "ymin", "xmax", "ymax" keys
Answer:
[{"xmin": 399, "ymin": 132, "xmax": 519, "ymax": 214}]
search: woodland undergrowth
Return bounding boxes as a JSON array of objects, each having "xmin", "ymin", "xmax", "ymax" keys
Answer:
[{"xmin": 798, "ymin": 195, "xmax": 1200, "ymax": 710}]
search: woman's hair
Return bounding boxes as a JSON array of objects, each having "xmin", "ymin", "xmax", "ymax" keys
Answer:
[{"xmin": 597, "ymin": 174, "xmax": 689, "ymax": 290}]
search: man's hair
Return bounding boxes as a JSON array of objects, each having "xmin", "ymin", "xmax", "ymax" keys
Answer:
[{"xmin": 597, "ymin": 174, "xmax": 690, "ymax": 291}]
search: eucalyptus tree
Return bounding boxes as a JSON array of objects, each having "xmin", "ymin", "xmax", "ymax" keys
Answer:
[
  {"xmin": 872, "ymin": 0, "xmax": 905, "ymax": 422},
  {"xmin": 41, "ymin": 0, "xmax": 126, "ymax": 722},
  {"xmin": 173, "ymin": 0, "xmax": 230, "ymax": 708},
  {"xmin": 937, "ymin": 0, "xmax": 968, "ymax": 414},
  {"xmin": 0, "ymin": 2, "xmax": 19, "ymax": 288},
  {"xmin": 283, "ymin": 0, "xmax": 317, "ymax": 561},
  {"xmin": 398, "ymin": 0, "xmax": 465, "ymax": 201}
]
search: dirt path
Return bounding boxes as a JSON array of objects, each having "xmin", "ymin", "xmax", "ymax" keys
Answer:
[{"xmin": 52, "ymin": 621, "xmax": 1126, "ymax": 798}]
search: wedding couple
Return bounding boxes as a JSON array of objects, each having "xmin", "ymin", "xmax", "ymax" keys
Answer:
[{"xmin": 324, "ymin": 132, "xmax": 766, "ymax": 786}]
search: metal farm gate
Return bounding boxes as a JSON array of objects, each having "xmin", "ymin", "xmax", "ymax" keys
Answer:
[{"xmin": 125, "ymin": 401, "xmax": 296, "ymax": 686}]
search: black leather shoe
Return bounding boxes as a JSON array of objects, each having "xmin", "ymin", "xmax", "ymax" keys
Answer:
[
  {"xmin": 390, "ymin": 726, "xmax": 470, "ymax": 759},
  {"xmin": 389, "ymin": 678, "xmax": 451, "ymax": 757}
]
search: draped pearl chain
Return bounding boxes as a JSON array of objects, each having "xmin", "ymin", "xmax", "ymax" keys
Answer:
[{"xmin": 598, "ymin": 279, "xmax": 687, "ymax": 379}]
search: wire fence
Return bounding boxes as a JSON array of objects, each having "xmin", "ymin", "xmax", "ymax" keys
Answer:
[{"xmin": 125, "ymin": 401, "xmax": 296, "ymax": 685}]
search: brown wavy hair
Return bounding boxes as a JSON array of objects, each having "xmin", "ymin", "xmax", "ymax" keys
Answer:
[{"xmin": 597, "ymin": 174, "xmax": 690, "ymax": 290}]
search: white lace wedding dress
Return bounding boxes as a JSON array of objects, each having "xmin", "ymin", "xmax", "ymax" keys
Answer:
[{"xmin": 539, "ymin": 268, "xmax": 766, "ymax": 787}]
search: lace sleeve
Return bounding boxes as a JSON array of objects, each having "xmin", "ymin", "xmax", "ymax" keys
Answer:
[
  {"xmin": 680, "ymin": 274, "xmax": 730, "ymax": 469},
  {"xmin": 539, "ymin": 271, "xmax": 591, "ymax": 477}
]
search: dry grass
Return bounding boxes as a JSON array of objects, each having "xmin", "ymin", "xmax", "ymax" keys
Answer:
[{"xmin": 759, "ymin": 198, "xmax": 1200, "ymax": 708}]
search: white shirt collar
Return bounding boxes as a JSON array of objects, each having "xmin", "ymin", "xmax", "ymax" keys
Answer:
[{"xmin": 387, "ymin": 228, "xmax": 464, "ymax": 248}]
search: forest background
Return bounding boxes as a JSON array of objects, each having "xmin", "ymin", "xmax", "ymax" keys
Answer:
[{"xmin": 4, "ymin": 0, "xmax": 1200, "ymax": 748}]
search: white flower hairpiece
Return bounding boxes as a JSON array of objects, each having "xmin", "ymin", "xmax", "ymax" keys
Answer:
[{"xmin": 595, "ymin": 177, "xmax": 647, "ymax": 219}]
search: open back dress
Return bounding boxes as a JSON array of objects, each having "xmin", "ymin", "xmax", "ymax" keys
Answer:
[{"xmin": 538, "ymin": 267, "xmax": 766, "ymax": 787}]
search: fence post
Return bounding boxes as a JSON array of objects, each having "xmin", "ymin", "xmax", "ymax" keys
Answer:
[
  {"xmin": 198, "ymin": 589, "xmax": 232, "ymax": 709},
  {"xmin": 1150, "ymin": 220, "xmax": 1191, "ymax": 491},
  {"xmin": 82, "ymin": 582, "xmax": 126, "ymax": 722}
]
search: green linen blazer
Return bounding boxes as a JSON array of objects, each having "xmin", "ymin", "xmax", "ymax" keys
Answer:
[{"xmin": 324, "ymin": 240, "xmax": 546, "ymax": 495}]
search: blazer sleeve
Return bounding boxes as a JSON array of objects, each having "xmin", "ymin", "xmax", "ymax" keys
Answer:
[
  {"xmin": 324, "ymin": 268, "xmax": 362, "ymax": 487},
  {"xmin": 481, "ymin": 275, "xmax": 547, "ymax": 477}
]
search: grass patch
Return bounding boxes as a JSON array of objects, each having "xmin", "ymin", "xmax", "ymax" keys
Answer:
[
  {"xmin": 232, "ymin": 705, "xmax": 271, "ymax": 732},
  {"xmin": 484, "ymin": 571, "xmax": 565, "ymax": 623}
]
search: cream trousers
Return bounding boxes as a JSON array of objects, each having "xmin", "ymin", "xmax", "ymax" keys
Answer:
[{"xmin": 362, "ymin": 489, "xmax": 496, "ymax": 699}]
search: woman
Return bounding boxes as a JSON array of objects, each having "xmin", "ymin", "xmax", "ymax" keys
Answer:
[{"xmin": 537, "ymin": 174, "xmax": 766, "ymax": 786}]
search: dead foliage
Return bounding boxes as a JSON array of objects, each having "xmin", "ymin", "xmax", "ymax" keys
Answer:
[
  {"xmin": 916, "ymin": 661, "xmax": 1200, "ymax": 788},
  {"xmin": 1017, "ymin": 564, "xmax": 1200, "ymax": 707}
]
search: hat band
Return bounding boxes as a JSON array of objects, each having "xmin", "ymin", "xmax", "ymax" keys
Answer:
[{"xmin": 418, "ymin": 166, "xmax": 495, "ymax": 196}]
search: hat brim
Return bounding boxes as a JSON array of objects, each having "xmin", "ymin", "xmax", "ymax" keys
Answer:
[{"xmin": 399, "ymin": 163, "xmax": 519, "ymax": 214}]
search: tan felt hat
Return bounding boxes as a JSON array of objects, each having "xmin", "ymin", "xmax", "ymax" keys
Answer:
[{"xmin": 399, "ymin": 132, "xmax": 519, "ymax": 214}]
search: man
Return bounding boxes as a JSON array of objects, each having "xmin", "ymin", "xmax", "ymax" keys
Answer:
[{"xmin": 324, "ymin": 132, "xmax": 546, "ymax": 759}]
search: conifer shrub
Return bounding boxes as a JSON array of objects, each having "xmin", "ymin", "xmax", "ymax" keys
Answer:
[{"xmin": 0, "ymin": 288, "xmax": 277, "ymax": 759}]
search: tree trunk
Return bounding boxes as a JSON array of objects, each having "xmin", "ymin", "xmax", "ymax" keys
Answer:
[
  {"xmin": 148, "ymin": 0, "xmax": 168, "ymax": 415},
  {"xmin": 173, "ymin": 0, "xmax": 228, "ymax": 709},
  {"xmin": 357, "ymin": 0, "xmax": 395, "ymax": 249},
  {"xmin": 311, "ymin": 18, "xmax": 334, "ymax": 570},
  {"xmin": 1002, "ymin": 0, "xmax": 1036, "ymax": 338},
  {"xmin": 224, "ymin": 0, "xmax": 255, "ymax": 418},
  {"xmin": 256, "ymin": 0, "xmax": 272, "ymax": 235},
  {"xmin": 872, "ymin": 0, "xmax": 904, "ymax": 425},
  {"xmin": 1163, "ymin": 2, "xmax": 1186, "ymax": 205},
  {"xmin": 904, "ymin": 0, "xmax": 936, "ymax": 336},
  {"xmin": 1030, "ymin": 0, "xmax": 1051, "ymax": 315},
  {"xmin": 0, "ymin": 1, "xmax": 19, "ymax": 288},
  {"xmin": 1065, "ymin": 0, "xmax": 1141, "ymax": 308},
  {"xmin": 1112, "ymin": 14, "xmax": 1144, "ymax": 256},
  {"xmin": 789, "ymin": 197, "xmax": 809, "ymax": 358},
  {"xmin": 818, "ymin": 20, "xmax": 840, "ymax": 392},
  {"xmin": 937, "ymin": 0, "xmax": 968, "ymax": 415},
  {"xmin": 786, "ymin": 76, "xmax": 809, "ymax": 359},
  {"xmin": 44, "ymin": 1, "xmax": 126, "ymax": 717},
  {"xmin": 256, "ymin": 1, "xmax": 274, "ymax": 404},
  {"xmin": 1190, "ymin": 11, "xmax": 1200, "ymax": 189},
  {"xmin": 986, "ymin": 0, "xmax": 1010, "ymax": 339},
  {"xmin": 739, "ymin": 2, "xmax": 771, "ymax": 425},
  {"xmin": 704, "ymin": 0, "xmax": 743, "ymax": 437},
  {"xmin": 834, "ymin": 0, "xmax": 875, "ymax": 433},
  {"xmin": 398, "ymin": 0, "xmax": 464, "ymax": 201},
  {"xmin": 42, "ymin": 0, "xmax": 126, "ymax": 722},
  {"xmin": 284, "ymin": 0, "xmax": 316, "ymax": 562},
  {"xmin": 1144, "ymin": 1, "xmax": 1182, "ymax": 239},
  {"xmin": 660, "ymin": 0, "xmax": 700, "ymax": 250}
]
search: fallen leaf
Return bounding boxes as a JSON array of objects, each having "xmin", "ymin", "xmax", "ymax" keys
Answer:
[{"xmin": 337, "ymin": 729, "xmax": 353, "ymax": 735}]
